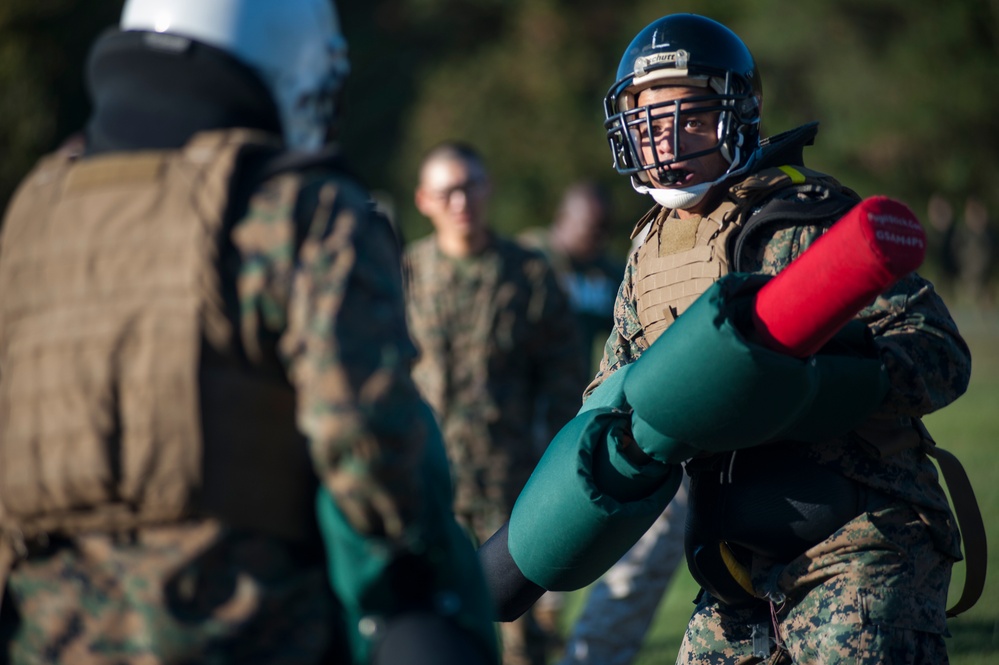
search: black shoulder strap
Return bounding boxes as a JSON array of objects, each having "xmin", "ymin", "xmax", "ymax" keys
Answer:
[
  {"xmin": 855, "ymin": 417, "xmax": 988, "ymax": 618},
  {"xmin": 755, "ymin": 122, "xmax": 819, "ymax": 170},
  {"xmin": 915, "ymin": 421, "xmax": 988, "ymax": 618},
  {"xmin": 732, "ymin": 176, "xmax": 859, "ymax": 273}
]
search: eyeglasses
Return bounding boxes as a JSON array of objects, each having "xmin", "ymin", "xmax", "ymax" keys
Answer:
[{"xmin": 425, "ymin": 178, "xmax": 486, "ymax": 203}]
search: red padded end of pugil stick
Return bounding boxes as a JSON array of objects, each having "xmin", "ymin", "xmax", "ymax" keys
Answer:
[{"xmin": 751, "ymin": 196, "xmax": 926, "ymax": 357}]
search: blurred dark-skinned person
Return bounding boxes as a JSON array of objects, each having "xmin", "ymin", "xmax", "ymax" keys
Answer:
[
  {"xmin": 479, "ymin": 13, "xmax": 972, "ymax": 665},
  {"xmin": 519, "ymin": 181, "xmax": 625, "ymax": 374},
  {"xmin": 0, "ymin": 1, "xmax": 496, "ymax": 664},
  {"xmin": 926, "ymin": 193, "xmax": 959, "ymax": 301},
  {"xmin": 404, "ymin": 142, "xmax": 587, "ymax": 665},
  {"xmin": 952, "ymin": 196, "xmax": 996, "ymax": 311},
  {"xmin": 518, "ymin": 181, "xmax": 623, "ymax": 653}
]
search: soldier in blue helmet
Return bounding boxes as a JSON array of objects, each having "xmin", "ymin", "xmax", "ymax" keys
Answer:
[{"xmin": 482, "ymin": 13, "xmax": 972, "ymax": 665}]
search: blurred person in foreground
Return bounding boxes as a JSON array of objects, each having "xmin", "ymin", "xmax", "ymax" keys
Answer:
[
  {"xmin": 404, "ymin": 142, "xmax": 587, "ymax": 665},
  {"xmin": 0, "ymin": 1, "xmax": 496, "ymax": 663},
  {"xmin": 481, "ymin": 13, "xmax": 971, "ymax": 665}
]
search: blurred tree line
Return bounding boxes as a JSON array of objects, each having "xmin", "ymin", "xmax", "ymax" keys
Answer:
[{"xmin": 1, "ymin": 0, "xmax": 997, "ymax": 267}]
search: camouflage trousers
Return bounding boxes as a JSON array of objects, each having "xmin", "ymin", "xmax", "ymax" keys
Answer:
[
  {"xmin": 677, "ymin": 500, "xmax": 955, "ymax": 665},
  {"xmin": 0, "ymin": 520, "xmax": 344, "ymax": 665}
]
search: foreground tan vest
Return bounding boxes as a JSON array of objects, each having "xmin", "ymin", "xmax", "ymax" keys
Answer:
[
  {"xmin": 634, "ymin": 201, "xmax": 740, "ymax": 345},
  {"xmin": 633, "ymin": 165, "xmax": 858, "ymax": 344},
  {"xmin": 0, "ymin": 130, "xmax": 315, "ymax": 545}
]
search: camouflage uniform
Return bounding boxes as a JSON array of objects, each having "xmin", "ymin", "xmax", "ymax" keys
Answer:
[
  {"xmin": 0, "ymin": 16, "xmax": 498, "ymax": 664},
  {"xmin": 0, "ymin": 135, "xmax": 441, "ymax": 664},
  {"xmin": 404, "ymin": 233, "xmax": 587, "ymax": 544},
  {"xmin": 590, "ymin": 131, "xmax": 972, "ymax": 663},
  {"xmin": 405, "ymin": 232, "xmax": 587, "ymax": 665}
]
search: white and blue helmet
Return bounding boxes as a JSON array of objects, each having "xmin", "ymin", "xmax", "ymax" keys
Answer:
[
  {"xmin": 120, "ymin": 0, "xmax": 350, "ymax": 151},
  {"xmin": 604, "ymin": 14, "xmax": 762, "ymax": 209}
]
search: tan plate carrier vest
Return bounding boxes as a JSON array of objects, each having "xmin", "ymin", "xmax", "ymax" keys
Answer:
[
  {"xmin": 631, "ymin": 165, "xmax": 986, "ymax": 617},
  {"xmin": 633, "ymin": 199, "xmax": 740, "ymax": 346},
  {"xmin": 0, "ymin": 130, "xmax": 318, "ymax": 572}
]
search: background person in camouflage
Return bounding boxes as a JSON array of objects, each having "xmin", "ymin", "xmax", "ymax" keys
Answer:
[
  {"xmin": 594, "ymin": 13, "xmax": 971, "ymax": 664},
  {"xmin": 404, "ymin": 142, "xmax": 587, "ymax": 665},
  {"xmin": 0, "ymin": 1, "xmax": 495, "ymax": 664}
]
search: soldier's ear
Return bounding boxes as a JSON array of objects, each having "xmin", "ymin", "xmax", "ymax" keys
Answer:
[{"xmin": 414, "ymin": 186, "xmax": 435, "ymax": 217}]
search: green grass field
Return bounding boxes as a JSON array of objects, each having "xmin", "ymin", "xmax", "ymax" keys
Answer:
[{"xmin": 558, "ymin": 308, "xmax": 999, "ymax": 664}]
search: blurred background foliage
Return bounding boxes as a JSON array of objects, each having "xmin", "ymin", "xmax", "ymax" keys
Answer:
[
  {"xmin": 1, "ymin": 0, "xmax": 997, "ymax": 263},
  {"xmin": 1, "ymin": 3, "xmax": 996, "ymax": 660}
]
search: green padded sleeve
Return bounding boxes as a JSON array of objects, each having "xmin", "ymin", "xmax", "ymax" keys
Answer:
[
  {"xmin": 624, "ymin": 274, "xmax": 818, "ymax": 458},
  {"xmin": 507, "ymin": 403, "xmax": 681, "ymax": 591}
]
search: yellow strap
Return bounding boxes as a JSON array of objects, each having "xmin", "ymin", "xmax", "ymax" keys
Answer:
[
  {"xmin": 777, "ymin": 165, "xmax": 807, "ymax": 184},
  {"xmin": 719, "ymin": 542, "xmax": 756, "ymax": 597}
]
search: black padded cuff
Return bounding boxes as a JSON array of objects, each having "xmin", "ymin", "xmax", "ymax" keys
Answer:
[{"xmin": 477, "ymin": 522, "xmax": 546, "ymax": 622}]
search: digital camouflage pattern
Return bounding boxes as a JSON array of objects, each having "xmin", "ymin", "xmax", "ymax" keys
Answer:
[
  {"xmin": 593, "ymin": 216, "xmax": 970, "ymax": 526},
  {"xmin": 591, "ymin": 165, "xmax": 971, "ymax": 662},
  {"xmin": 1, "ymin": 522, "xmax": 343, "ymax": 665},
  {"xmin": 678, "ymin": 500, "xmax": 951, "ymax": 664},
  {"xmin": 404, "ymin": 234, "xmax": 587, "ymax": 543},
  {"xmin": 0, "ymin": 156, "xmax": 428, "ymax": 664}
]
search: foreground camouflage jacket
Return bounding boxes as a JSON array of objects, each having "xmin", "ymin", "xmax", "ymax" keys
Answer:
[
  {"xmin": 0, "ymin": 130, "xmax": 428, "ymax": 663},
  {"xmin": 404, "ymin": 233, "xmax": 587, "ymax": 540}
]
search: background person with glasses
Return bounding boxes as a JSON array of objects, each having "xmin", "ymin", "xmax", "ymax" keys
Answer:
[{"xmin": 404, "ymin": 141, "xmax": 587, "ymax": 665}]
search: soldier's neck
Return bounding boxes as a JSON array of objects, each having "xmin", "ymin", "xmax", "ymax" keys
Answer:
[{"xmin": 437, "ymin": 230, "xmax": 490, "ymax": 258}]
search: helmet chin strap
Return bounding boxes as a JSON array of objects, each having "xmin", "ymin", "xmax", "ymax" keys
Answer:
[
  {"xmin": 632, "ymin": 147, "xmax": 761, "ymax": 210},
  {"xmin": 635, "ymin": 181, "xmax": 712, "ymax": 210}
]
